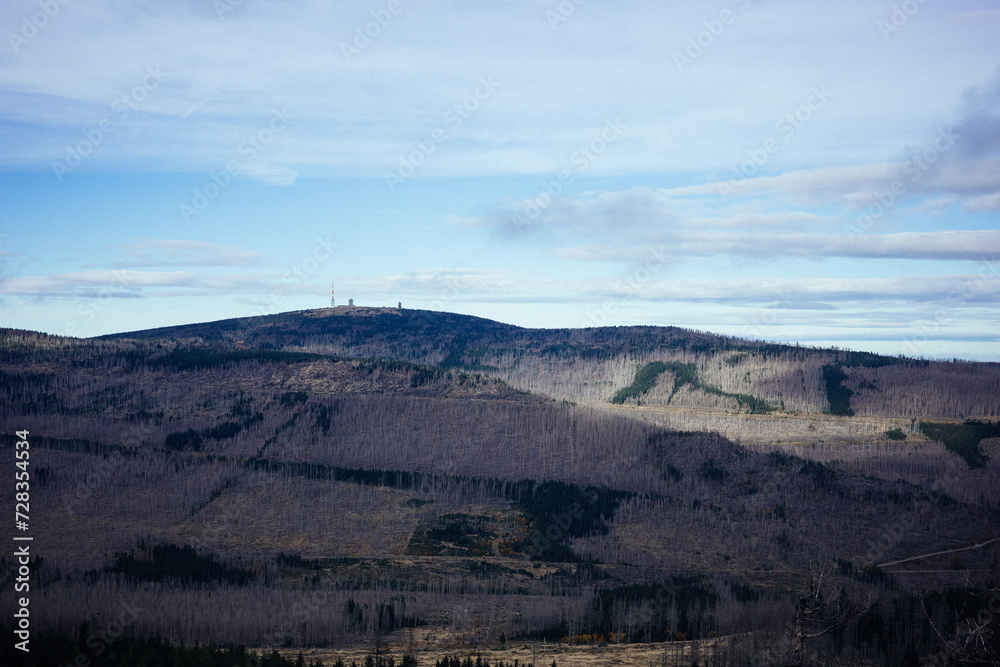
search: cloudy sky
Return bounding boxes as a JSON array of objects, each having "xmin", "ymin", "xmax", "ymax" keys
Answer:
[{"xmin": 1, "ymin": 0, "xmax": 998, "ymax": 360}]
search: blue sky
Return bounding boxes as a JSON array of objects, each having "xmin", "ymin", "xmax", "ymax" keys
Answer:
[{"xmin": 1, "ymin": 0, "xmax": 998, "ymax": 360}]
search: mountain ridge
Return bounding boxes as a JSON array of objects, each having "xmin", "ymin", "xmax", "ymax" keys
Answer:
[
  {"xmin": 94, "ymin": 308, "xmax": 1000, "ymax": 421},
  {"xmin": 3, "ymin": 310, "xmax": 999, "ymax": 662}
]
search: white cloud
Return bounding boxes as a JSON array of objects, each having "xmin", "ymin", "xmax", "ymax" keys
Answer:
[
  {"xmin": 628, "ymin": 274, "xmax": 1000, "ymax": 305},
  {"xmin": 2, "ymin": 1, "xmax": 999, "ymax": 357},
  {"xmin": 112, "ymin": 240, "xmax": 268, "ymax": 267},
  {"xmin": 665, "ymin": 163, "xmax": 904, "ymax": 205},
  {"xmin": 0, "ymin": 269, "xmax": 313, "ymax": 299},
  {"xmin": 687, "ymin": 230, "xmax": 1000, "ymax": 261},
  {"xmin": 475, "ymin": 184, "xmax": 1000, "ymax": 262},
  {"xmin": 322, "ymin": 267, "xmax": 1000, "ymax": 308},
  {"xmin": 2, "ymin": 1, "xmax": 998, "ymax": 176},
  {"xmin": 239, "ymin": 163, "xmax": 299, "ymax": 186},
  {"xmin": 961, "ymin": 192, "xmax": 1000, "ymax": 212},
  {"xmin": 0, "ymin": 270, "xmax": 198, "ymax": 297}
]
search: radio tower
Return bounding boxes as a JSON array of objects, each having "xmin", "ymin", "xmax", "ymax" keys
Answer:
[{"xmin": 330, "ymin": 281, "xmax": 335, "ymax": 307}]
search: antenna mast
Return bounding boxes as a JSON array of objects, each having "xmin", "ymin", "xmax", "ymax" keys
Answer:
[{"xmin": 330, "ymin": 281, "xmax": 335, "ymax": 307}]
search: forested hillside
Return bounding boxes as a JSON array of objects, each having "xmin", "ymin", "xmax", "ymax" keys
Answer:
[
  {"xmin": 2, "ymin": 310, "xmax": 999, "ymax": 666},
  {"xmin": 104, "ymin": 307, "xmax": 1000, "ymax": 419}
]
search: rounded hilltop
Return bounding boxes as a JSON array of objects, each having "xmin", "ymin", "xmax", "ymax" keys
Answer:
[{"xmin": 307, "ymin": 303, "xmax": 405, "ymax": 318}]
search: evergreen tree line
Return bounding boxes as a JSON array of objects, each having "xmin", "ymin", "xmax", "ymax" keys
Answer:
[
  {"xmin": 0, "ymin": 624, "xmax": 322, "ymax": 667},
  {"xmin": 433, "ymin": 657, "xmax": 546, "ymax": 667}
]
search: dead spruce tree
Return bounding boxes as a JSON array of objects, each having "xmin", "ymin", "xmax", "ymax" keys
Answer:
[{"xmin": 782, "ymin": 565, "xmax": 876, "ymax": 666}]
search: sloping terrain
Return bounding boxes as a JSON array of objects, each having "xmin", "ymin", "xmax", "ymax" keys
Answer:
[
  {"xmin": 104, "ymin": 307, "xmax": 1000, "ymax": 419},
  {"xmin": 2, "ymin": 312, "xmax": 999, "ymax": 665}
]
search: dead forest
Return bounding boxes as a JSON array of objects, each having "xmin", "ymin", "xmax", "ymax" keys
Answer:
[{"xmin": 2, "ymin": 308, "xmax": 999, "ymax": 666}]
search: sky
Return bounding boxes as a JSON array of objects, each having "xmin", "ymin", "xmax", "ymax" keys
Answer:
[{"xmin": 0, "ymin": 0, "xmax": 998, "ymax": 361}]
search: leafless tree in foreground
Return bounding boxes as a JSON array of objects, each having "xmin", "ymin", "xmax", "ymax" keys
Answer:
[
  {"xmin": 782, "ymin": 565, "xmax": 877, "ymax": 666},
  {"xmin": 921, "ymin": 581, "xmax": 1000, "ymax": 666}
]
